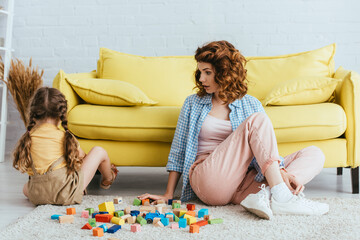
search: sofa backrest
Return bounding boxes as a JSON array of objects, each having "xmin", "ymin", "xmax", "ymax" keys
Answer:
[{"xmin": 97, "ymin": 44, "xmax": 335, "ymax": 106}]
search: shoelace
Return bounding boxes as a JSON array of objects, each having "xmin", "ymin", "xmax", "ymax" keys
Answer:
[
  {"xmin": 258, "ymin": 184, "xmax": 270, "ymax": 208},
  {"xmin": 295, "ymin": 192, "xmax": 319, "ymax": 208}
]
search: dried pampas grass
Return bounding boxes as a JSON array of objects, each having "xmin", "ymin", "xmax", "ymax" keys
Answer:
[{"xmin": 0, "ymin": 57, "xmax": 43, "ymax": 126}]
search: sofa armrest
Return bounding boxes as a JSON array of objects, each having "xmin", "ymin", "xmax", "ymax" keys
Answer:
[
  {"xmin": 52, "ymin": 70, "xmax": 97, "ymax": 112},
  {"xmin": 336, "ymin": 68, "xmax": 360, "ymax": 167}
]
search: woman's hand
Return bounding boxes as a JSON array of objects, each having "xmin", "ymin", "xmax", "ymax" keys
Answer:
[
  {"xmin": 137, "ymin": 193, "xmax": 173, "ymax": 205},
  {"xmin": 280, "ymin": 169, "xmax": 304, "ymax": 195}
]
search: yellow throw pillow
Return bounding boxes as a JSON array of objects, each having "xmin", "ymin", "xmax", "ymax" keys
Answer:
[
  {"xmin": 66, "ymin": 77, "xmax": 157, "ymax": 106},
  {"xmin": 263, "ymin": 76, "xmax": 341, "ymax": 106}
]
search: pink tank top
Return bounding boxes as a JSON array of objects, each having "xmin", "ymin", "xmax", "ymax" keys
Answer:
[{"xmin": 197, "ymin": 114, "xmax": 233, "ymax": 156}]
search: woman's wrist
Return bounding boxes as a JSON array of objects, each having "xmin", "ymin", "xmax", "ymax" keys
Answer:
[{"xmin": 163, "ymin": 192, "xmax": 173, "ymax": 199}]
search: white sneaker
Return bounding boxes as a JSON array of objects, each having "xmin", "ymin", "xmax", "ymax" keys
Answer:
[
  {"xmin": 240, "ymin": 184, "xmax": 273, "ymax": 220},
  {"xmin": 271, "ymin": 193, "xmax": 329, "ymax": 215}
]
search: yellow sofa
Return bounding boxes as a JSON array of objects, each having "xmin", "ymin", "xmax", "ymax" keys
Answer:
[{"xmin": 53, "ymin": 44, "xmax": 360, "ymax": 193}]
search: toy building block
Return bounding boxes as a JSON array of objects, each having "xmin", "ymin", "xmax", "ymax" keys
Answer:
[
  {"xmin": 157, "ymin": 199, "xmax": 165, "ymax": 204},
  {"xmin": 178, "ymin": 218, "xmax": 187, "ymax": 228},
  {"xmin": 208, "ymin": 218, "xmax": 223, "ymax": 224},
  {"xmin": 121, "ymin": 214, "xmax": 131, "ymax": 221},
  {"xmin": 59, "ymin": 215, "xmax": 74, "ymax": 224},
  {"xmin": 204, "ymin": 215, "xmax": 211, "ymax": 221},
  {"xmin": 142, "ymin": 199, "xmax": 150, "ymax": 205},
  {"xmin": 186, "ymin": 211, "xmax": 196, "ymax": 217},
  {"xmin": 168, "ymin": 199, "xmax": 174, "ymax": 205},
  {"xmin": 133, "ymin": 198, "xmax": 142, "ymax": 206},
  {"xmin": 127, "ymin": 216, "xmax": 136, "ymax": 224},
  {"xmin": 107, "ymin": 224, "xmax": 121, "ymax": 233},
  {"xmin": 92, "ymin": 213, "xmax": 100, "ymax": 218},
  {"xmin": 194, "ymin": 220, "xmax": 208, "ymax": 227},
  {"xmin": 88, "ymin": 218, "xmax": 96, "ymax": 227},
  {"xmin": 174, "ymin": 215, "xmax": 180, "ymax": 222},
  {"xmin": 198, "ymin": 208, "xmax": 209, "ymax": 218},
  {"xmin": 81, "ymin": 223, "xmax": 92, "ymax": 230},
  {"xmin": 187, "ymin": 204, "xmax": 196, "ymax": 211},
  {"xmin": 160, "ymin": 217, "xmax": 169, "ymax": 227},
  {"xmin": 153, "ymin": 217, "xmax": 161, "ymax": 224},
  {"xmin": 187, "ymin": 216, "xmax": 196, "ymax": 225},
  {"xmin": 156, "ymin": 206, "xmax": 164, "ymax": 214},
  {"xmin": 179, "ymin": 210, "xmax": 187, "ymax": 217},
  {"xmin": 144, "ymin": 201, "xmax": 150, "ymax": 206},
  {"xmin": 111, "ymin": 217, "xmax": 125, "ymax": 225},
  {"xmin": 99, "ymin": 211, "xmax": 109, "ymax": 214},
  {"xmin": 93, "ymin": 227, "xmax": 104, "ymax": 237},
  {"xmin": 98, "ymin": 202, "xmax": 115, "ymax": 215},
  {"xmin": 114, "ymin": 210, "xmax": 124, "ymax": 217},
  {"xmin": 154, "ymin": 221, "xmax": 164, "ymax": 227},
  {"xmin": 130, "ymin": 210, "xmax": 140, "ymax": 216},
  {"xmin": 113, "ymin": 197, "xmax": 123, "ymax": 204},
  {"xmin": 124, "ymin": 206, "xmax": 131, "ymax": 215},
  {"xmin": 66, "ymin": 208, "xmax": 76, "ymax": 215},
  {"xmin": 173, "ymin": 200, "xmax": 181, "ymax": 204},
  {"xmin": 136, "ymin": 216, "xmax": 147, "ymax": 226},
  {"xmin": 172, "ymin": 202, "xmax": 181, "ymax": 209},
  {"xmin": 51, "ymin": 214, "xmax": 62, "ymax": 220},
  {"xmin": 98, "ymin": 223, "xmax": 108, "ymax": 232},
  {"xmin": 95, "ymin": 214, "xmax": 112, "ymax": 223},
  {"xmin": 81, "ymin": 210, "xmax": 89, "ymax": 218},
  {"xmin": 190, "ymin": 224, "xmax": 199, "ymax": 233},
  {"xmin": 131, "ymin": 223, "xmax": 141, "ymax": 233},
  {"xmin": 139, "ymin": 206, "xmax": 155, "ymax": 212},
  {"xmin": 166, "ymin": 215, "xmax": 173, "ymax": 222},
  {"xmin": 170, "ymin": 222, "xmax": 179, "ymax": 229},
  {"xmin": 86, "ymin": 208, "xmax": 94, "ymax": 215}
]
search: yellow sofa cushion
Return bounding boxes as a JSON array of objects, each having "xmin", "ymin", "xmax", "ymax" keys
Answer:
[
  {"xmin": 263, "ymin": 76, "xmax": 340, "ymax": 106},
  {"xmin": 68, "ymin": 102, "xmax": 346, "ymax": 144},
  {"xmin": 246, "ymin": 44, "xmax": 336, "ymax": 100},
  {"xmin": 97, "ymin": 48, "xmax": 197, "ymax": 106},
  {"xmin": 66, "ymin": 77, "xmax": 157, "ymax": 106}
]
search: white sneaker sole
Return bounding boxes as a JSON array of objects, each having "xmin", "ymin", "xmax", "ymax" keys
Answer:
[{"xmin": 241, "ymin": 203, "xmax": 272, "ymax": 220}]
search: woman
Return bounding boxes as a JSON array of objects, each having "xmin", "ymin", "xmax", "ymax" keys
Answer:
[{"xmin": 139, "ymin": 41, "xmax": 328, "ymax": 220}]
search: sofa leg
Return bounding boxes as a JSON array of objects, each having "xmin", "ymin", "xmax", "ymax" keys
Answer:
[
  {"xmin": 337, "ymin": 167, "xmax": 343, "ymax": 175},
  {"xmin": 351, "ymin": 167, "xmax": 359, "ymax": 194}
]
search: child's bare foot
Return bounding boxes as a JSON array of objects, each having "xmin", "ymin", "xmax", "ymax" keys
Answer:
[{"xmin": 100, "ymin": 164, "xmax": 118, "ymax": 189}]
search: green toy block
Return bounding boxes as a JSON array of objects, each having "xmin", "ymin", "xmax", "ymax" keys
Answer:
[
  {"xmin": 86, "ymin": 208, "xmax": 94, "ymax": 215},
  {"xmin": 133, "ymin": 198, "xmax": 142, "ymax": 206},
  {"xmin": 136, "ymin": 216, "xmax": 147, "ymax": 226},
  {"xmin": 88, "ymin": 218, "xmax": 96, "ymax": 227},
  {"xmin": 174, "ymin": 215, "xmax": 180, "ymax": 222},
  {"xmin": 114, "ymin": 210, "xmax": 124, "ymax": 217},
  {"xmin": 172, "ymin": 202, "xmax": 181, "ymax": 209},
  {"xmin": 208, "ymin": 218, "xmax": 223, "ymax": 224}
]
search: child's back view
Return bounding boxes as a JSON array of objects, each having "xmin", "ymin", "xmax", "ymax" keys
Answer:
[{"xmin": 13, "ymin": 87, "xmax": 118, "ymax": 205}]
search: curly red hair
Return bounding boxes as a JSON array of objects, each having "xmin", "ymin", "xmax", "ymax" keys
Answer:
[{"xmin": 194, "ymin": 40, "xmax": 248, "ymax": 104}]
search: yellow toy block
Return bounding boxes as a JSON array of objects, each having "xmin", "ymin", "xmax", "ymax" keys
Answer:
[
  {"xmin": 111, "ymin": 217, "xmax": 125, "ymax": 225},
  {"xmin": 179, "ymin": 210, "xmax": 187, "ymax": 217},
  {"xmin": 98, "ymin": 202, "xmax": 115, "ymax": 215}
]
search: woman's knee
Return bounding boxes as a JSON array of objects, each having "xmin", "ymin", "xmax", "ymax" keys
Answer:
[
  {"xmin": 91, "ymin": 146, "xmax": 108, "ymax": 157},
  {"xmin": 306, "ymin": 146, "xmax": 325, "ymax": 171}
]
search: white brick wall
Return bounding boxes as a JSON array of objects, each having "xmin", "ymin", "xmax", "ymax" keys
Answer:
[{"xmin": 10, "ymin": 0, "xmax": 360, "ymax": 85}]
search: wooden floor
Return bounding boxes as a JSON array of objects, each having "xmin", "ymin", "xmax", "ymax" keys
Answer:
[{"xmin": 0, "ymin": 102, "xmax": 359, "ymax": 228}]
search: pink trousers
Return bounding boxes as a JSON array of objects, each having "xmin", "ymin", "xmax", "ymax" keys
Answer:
[{"xmin": 189, "ymin": 112, "xmax": 325, "ymax": 206}]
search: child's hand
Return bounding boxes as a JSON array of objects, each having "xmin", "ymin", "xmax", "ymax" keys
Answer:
[
  {"xmin": 137, "ymin": 193, "xmax": 172, "ymax": 205},
  {"xmin": 280, "ymin": 169, "xmax": 304, "ymax": 195}
]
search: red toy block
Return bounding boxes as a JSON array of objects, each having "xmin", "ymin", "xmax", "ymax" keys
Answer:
[
  {"xmin": 66, "ymin": 208, "xmax": 76, "ymax": 215},
  {"xmin": 187, "ymin": 204, "xmax": 195, "ymax": 211},
  {"xmin": 189, "ymin": 224, "xmax": 199, "ymax": 233},
  {"xmin": 142, "ymin": 199, "xmax": 150, "ymax": 205},
  {"xmin": 131, "ymin": 223, "xmax": 141, "ymax": 233},
  {"xmin": 95, "ymin": 214, "xmax": 113, "ymax": 222},
  {"xmin": 93, "ymin": 227, "xmax": 104, "ymax": 237},
  {"xmin": 81, "ymin": 223, "xmax": 92, "ymax": 230},
  {"xmin": 194, "ymin": 220, "xmax": 208, "ymax": 227}
]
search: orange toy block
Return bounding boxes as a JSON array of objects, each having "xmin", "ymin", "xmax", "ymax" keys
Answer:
[
  {"xmin": 81, "ymin": 223, "xmax": 92, "ymax": 230},
  {"xmin": 186, "ymin": 211, "xmax": 196, "ymax": 217},
  {"xmin": 66, "ymin": 208, "xmax": 76, "ymax": 215},
  {"xmin": 190, "ymin": 224, "xmax": 199, "ymax": 233},
  {"xmin": 142, "ymin": 199, "xmax": 150, "ymax": 205},
  {"xmin": 95, "ymin": 214, "xmax": 113, "ymax": 222},
  {"xmin": 93, "ymin": 227, "xmax": 104, "ymax": 237},
  {"xmin": 187, "ymin": 204, "xmax": 195, "ymax": 211},
  {"xmin": 194, "ymin": 220, "xmax": 208, "ymax": 227},
  {"xmin": 59, "ymin": 215, "xmax": 74, "ymax": 224}
]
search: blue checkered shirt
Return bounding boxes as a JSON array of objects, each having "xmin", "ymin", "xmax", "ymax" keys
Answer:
[{"xmin": 166, "ymin": 93, "xmax": 284, "ymax": 202}]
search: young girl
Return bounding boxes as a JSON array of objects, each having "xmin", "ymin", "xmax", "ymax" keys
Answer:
[
  {"xmin": 139, "ymin": 40, "xmax": 329, "ymax": 220},
  {"xmin": 13, "ymin": 87, "xmax": 118, "ymax": 205}
]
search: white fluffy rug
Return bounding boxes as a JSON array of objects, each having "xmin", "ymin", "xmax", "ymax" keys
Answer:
[{"xmin": 3, "ymin": 195, "xmax": 360, "ymax": 240}]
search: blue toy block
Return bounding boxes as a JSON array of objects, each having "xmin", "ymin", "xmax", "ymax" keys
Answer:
[
  {"xmin": 198, "ymin": 208, "xmax": 209, "ymax": 218},
  {"xmin": 168, "ymin": 199, "xmax": 174, "ymax": 205},
  {"xmin": 178, "ymin": 218, "xmax": 187, "ymax": 228},
  {"xmin": 51, "ymin": 214, "xmax": 62, "ymax": 220},
  {"xmin": 99, "ymin": 223, "xmax": 108, "ymax": 232},
  {"xmin": 130, "ymin": 210, "xmax": 140, "ymax": 217},
  {"xmin": 92, "ymin": 212, "xmax": 100, "ymax": 218},
  {"xmin": 99, "ymin": 211, "xmax": 109, "ymax": 214},
  {"xmin": 107, "ymin": 224, "xmax": 121, "ymax": 233},
  {"xmin": 160, "ymin": 217, "xmax": 170, "ymax": 227}
]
